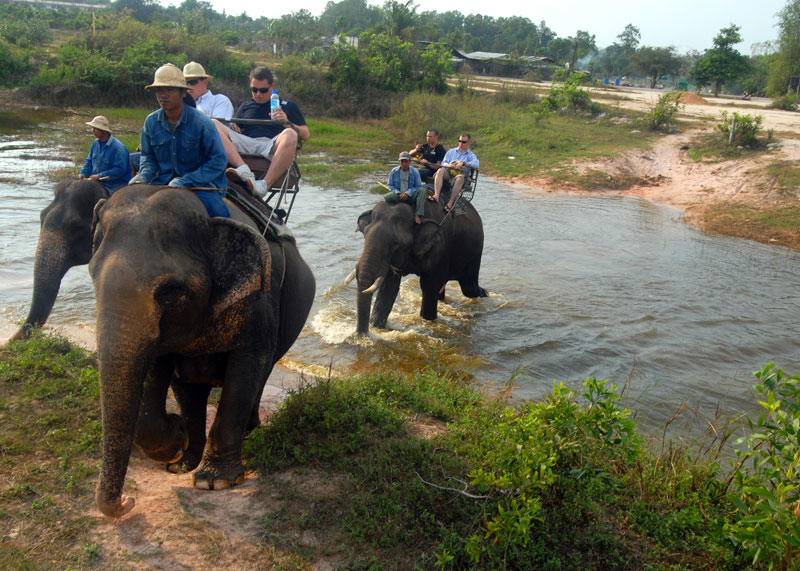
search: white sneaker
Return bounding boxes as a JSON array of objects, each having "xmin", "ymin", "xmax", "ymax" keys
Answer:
[
  {"xmin": 235, "ymin": 164, "xmax": 255, "ymax": 182},
  {"xmin": 251, "ymin": 179, "xmax": 268, "ymax": 198}
]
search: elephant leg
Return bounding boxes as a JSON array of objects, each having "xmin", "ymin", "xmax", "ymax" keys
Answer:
[
  {"xmin": 420, "ymin": 274, "xmax": 443, "ymax": 321},
  {"xmin": 371, "ymin": 272, "xmax": 401, "ymax": 329},
  {"xmin": 168, "ymin": 381, "xmax": 212, "ymax": 472},
  {"xmin": 193, "ymin": 347, "xmax": 272, "ymax": 491},
  {"xmin": 134, "ymin": 356, "xmax": 189, "ymax": 465},
  {"xmin": 458, "ymin": 253, "xmax": 488, "ymax": 298}
]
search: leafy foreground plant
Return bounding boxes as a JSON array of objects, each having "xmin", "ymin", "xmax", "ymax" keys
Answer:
[
  {"xmin": 245, "ymin": 371, "xmax": 746, "ymax": 568},
  {"xmin": 726, "ymin": 363, "xmax": 800, "ymax": 569}
]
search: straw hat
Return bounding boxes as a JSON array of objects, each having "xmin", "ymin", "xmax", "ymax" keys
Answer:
[
  {"xmin": 85, "ymin": 115, "xmax": 112, "ymax": 133},
  {"xmin": 183, "ymin": 61, "xmax": 212, "ymax": 80},
  {"xmin": 145, "ymin": 63, "xmax": 188, "ymax": 90}
]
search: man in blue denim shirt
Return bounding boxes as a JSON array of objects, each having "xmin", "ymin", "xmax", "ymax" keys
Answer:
[
  {"xmin": 384, "ymin": 151, "xmax": 425, "ymax": 224},
  {"xmin": 78, "ymin": 116, "xmax": 130, "ymax": 193},
  {"xmin": 130, "ymin": 64, "xmax": 229, "ymax": 217}
]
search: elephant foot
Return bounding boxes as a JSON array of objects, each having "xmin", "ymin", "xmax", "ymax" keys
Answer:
[
  {"xmin": 137, "ymin": 413, "xmax": 189, "ymax": 464},
  {"xmin": 166, "ymin": 447, "xmax": 202, "ymax": 473},
  {"xmin": 192, "ymin": 464, "xmax": 245, "ymax": 490}
]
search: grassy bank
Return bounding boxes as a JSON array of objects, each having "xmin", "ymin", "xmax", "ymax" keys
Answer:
[{"xmin": 6, "ymin": 333, "xmax": 800, "ymax": 568}]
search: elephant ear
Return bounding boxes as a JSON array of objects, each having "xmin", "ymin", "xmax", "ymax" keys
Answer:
[
  {"xmin": 356, "ymin": 209, "xmax": 373, "ymax": 235},
  {"xmin": 91, "ymin": 198, "xmax": 108, "ymax": 253},
  {"xmin": 412, "ymin": 221, "xmax": 445, "ymax": 269},
  {"xmin": 207, "ymin": 218, "xmax": 271, "ymax": 319}
]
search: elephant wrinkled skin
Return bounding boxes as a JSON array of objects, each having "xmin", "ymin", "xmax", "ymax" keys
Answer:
[
  {"xmin": 353, "ymin": 199, "xmax": 487, "ymax": 334},
  {"xmin": 89, "ymin": 184, "xmax": 315, "ymax": 518},
  {"xmin": 8, "ymin": 179, "xmax": 107, "ymax": 342}
]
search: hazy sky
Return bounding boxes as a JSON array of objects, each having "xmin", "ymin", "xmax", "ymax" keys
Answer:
[{"xmin": 160, "ymin": 0, "xmax": 786, "ymax": 53}]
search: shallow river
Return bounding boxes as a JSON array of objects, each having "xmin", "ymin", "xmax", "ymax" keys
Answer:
[{"xmin": 2, "ymin": 111, "xmax": 799, "ymax": 436}]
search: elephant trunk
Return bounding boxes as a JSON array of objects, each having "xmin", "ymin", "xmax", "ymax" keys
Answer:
[
  {"xmin": 356, "ymin": 256, "xmax": 386, "ymax": 335},
  {"xmin": 10, "ymin": 230, "xmax": 70, "ymax": 341},
  {"xmin": 94, "ymin": 275, "xmax": 160, "ymax": 517}
]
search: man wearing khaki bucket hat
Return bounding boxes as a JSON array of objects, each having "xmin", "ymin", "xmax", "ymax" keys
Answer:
[
  {"xmin": 78, "ymin": 115, "xmax": 131, "ymax": 193},
  {"xmin": 130, "ymin": 63, "xmax": 229, "ymax": 217},
  {"xmin": 183, "ymin": 61, "xmax": 233, "ymax": 120}
]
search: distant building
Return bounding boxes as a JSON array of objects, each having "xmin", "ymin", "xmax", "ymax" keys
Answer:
[
  {"xmin": 10, "ymin": 0, "xmax": 108, "ymax": 9},
  {"xmin": 451, "ymin": 49, "xmax": 556, "ymax": 78}
]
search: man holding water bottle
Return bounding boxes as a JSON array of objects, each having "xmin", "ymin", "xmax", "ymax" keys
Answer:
[{"xmin": 213, "ymin": 66, "xmax": 309, "ymax": 197}]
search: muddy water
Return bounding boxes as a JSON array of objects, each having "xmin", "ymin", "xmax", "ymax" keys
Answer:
[{"xmin": 2, "ymin": 110, "xmax": 799, "ymax": 435}]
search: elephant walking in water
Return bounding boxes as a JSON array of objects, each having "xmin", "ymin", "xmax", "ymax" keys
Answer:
[
  {"xmin": 8, "ymin": 179, "xmax": 107, "ymax": 342},
  {"xmin": 350, "ymin": 199, "xmax": 487, "ymax": 335},
  {"xmin": 89, "ymin": 184, "xmax": 315, "ymax": 517}
]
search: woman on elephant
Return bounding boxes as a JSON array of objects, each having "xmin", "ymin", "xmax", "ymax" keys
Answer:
[{"xmin": 129, "ymin": 63, "xmax": 230, "ymax": 218}]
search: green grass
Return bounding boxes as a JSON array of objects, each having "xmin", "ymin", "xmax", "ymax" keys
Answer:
[
  {"xmin": 245, "ymin": 370, "xmax": 747, "ymax": 569},
  {"xmin": 0, "ymin": 332, "xmax": 102, "ymax": 569},
  {"xmin": 763, "ymin": 160, "xmax": 800, "ymax": 196}
]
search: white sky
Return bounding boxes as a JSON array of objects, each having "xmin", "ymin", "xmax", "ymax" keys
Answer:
[{"xmin": 159, "ymin": 0, "xmax": 786, "ymax": 53}]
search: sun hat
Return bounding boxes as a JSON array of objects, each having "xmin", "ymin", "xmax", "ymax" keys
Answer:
[
  {"xmin": 398, "ymin": 151, "xmax": 411, "ymax": 161},
  {"xmin": 85, "ymin": 115, "xmax": 112, "ymax": 133},
  {"xmin": 183, "ymin": 61, "xmax": 212, "ymax": 80},
  {"xmin": 145, "ymin": 63, "xmax": 188, "ymax": 90}
]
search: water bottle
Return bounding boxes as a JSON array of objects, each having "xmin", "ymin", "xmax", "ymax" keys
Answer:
[{"xmin": 270, "ymin": 90, "xmax": 281, "ymax": 117}]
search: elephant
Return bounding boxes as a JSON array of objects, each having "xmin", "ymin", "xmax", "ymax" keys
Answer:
[
  {"xmin": 8, "ymin": 179, "xmax": 107, "ymax": 342},
  {"xmin": 349, "ymin": 198, "xmax": 487, "ymax": 335},
  {"xmin": 89, "ymin": 184, "xmax": 315, "ymax": 518}
]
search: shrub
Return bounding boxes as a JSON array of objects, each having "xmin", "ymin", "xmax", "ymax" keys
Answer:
[
  {"xmin": 533, "ymin": 73, "xmax": 599, "ymax": 116},
  {"xmin": 769, "ymin": 94, "xmax": 799, "ymax": 112},
  {"xmin": 643, "ymin": 93, "xmax": 681, "ymax": 131},
  {"xmin": 716, "ymin": 110, "xmax": 763, "ymax": 147},
  {"xmin": 725, "ymin": 364, "xmax": 800, "ymax": 570}
]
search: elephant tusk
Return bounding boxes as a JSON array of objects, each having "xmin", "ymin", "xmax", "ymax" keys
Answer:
[
  {"xmin": 344, "ymin": 267, "xmax": 357, "ymax": 286},
  {"xmin": 363, "ymin": 276, "xmax": 383, "ymax": 294}
]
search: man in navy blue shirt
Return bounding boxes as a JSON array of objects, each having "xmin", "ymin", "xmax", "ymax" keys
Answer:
[
  {"xmin": 78, "ymin": 115, "xmax": 130, "ymax": 193},
  {"xmin": 130, "ymin": 64, "xmax": 229, "ymax": 217},
  {"xmin": 214, "ymin": 66, "xmax": 310, "ymax": 198}
]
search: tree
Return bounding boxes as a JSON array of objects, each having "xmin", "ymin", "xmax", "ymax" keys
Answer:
[
  {"xmin": 617, "ymin": 24, "xmax": 640, "ymax": 54},
  {"xmin": 767, "ymin": 0, "xmax": 800, "ymax": 95},
  {"xmin": 630, "ymin": 46, "xmax": 681, "ymax": 88},
  {"xmin": 381, "ymin": 0, "xmax": 418, "ymax": 40},
  {"xmin": 690, "ymin": 24, "xmax": 750, "ymax": 96}
]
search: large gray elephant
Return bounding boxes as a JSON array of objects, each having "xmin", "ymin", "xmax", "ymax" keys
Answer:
[
  {"xmin": 8, "ymin": 179, "xmax": 107, "ymax": 342},
  {"xmin": 350, "ymin": 199, "xmax": 487, "ymax": 335},
  {"xmin": 89, "ymin": 184, "xmax": 315, "ymax": 518}
]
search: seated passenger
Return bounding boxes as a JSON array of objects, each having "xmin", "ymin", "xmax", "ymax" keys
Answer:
[
  {"xmin": 78, "ymin": 115, "xmax": 130, "ymax": 194},
  {"xmin": 430, "ymin": 133, "xmax": 479, "ymax": 212},
  {"xmin": 214, "ymin": 66, "xmax": 310, "ymax": 198},
  {"xmin": 385, "ymin": 152, "xmax": 425, "ymax": 225},
  {"xmin": 129, "ymin": 63, "xmax": 229, "ymax": 218},
  {"xmin": 410, "ymin": 128, "xmax": 445, "ymax": 181},
  {"xmin": 183, "ymin": 61, "xmax": 234, "ymax": 120}
]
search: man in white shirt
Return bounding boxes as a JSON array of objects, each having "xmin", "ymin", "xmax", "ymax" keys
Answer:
[
  {"xmin": 183, "ymin": 61, "xmax": 234, "ymax": 120},
  {"xmin": 430, "ymin": 133, "xmax": 479, "ymax": 212}
]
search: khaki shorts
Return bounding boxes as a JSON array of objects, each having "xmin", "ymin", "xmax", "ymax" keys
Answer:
[{"xmin": 224, "ymin": 126, "xmax": 275, "ymax": 159}]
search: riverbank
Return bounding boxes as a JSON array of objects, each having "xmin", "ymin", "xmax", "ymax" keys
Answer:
[{"xmin": 502, "ymin": 128, "xmax": 800, "ymax": 250}]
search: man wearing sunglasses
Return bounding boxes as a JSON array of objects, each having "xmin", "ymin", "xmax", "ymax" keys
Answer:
[
  {"xmin": 183, "ymin": 61, "xmax": 234, "ymax": 120},
  {"xmin": 214, "ymin": 66, "xmax": 309, "ymax": 198},
  {"xmin": 430, "ymin": 134, "xmax": 479, "ymax": 212}
]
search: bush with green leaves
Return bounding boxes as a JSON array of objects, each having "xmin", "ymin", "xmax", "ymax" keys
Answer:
[
  {"xmin": 769, "ymin": 94, "xmax": 799, "ymax": 112},
  {"xmin": 717, "ymin": 110, "xmax": 763, "ymax": 147},
  {"xmin": 643, "ymin": 93, "xmax": 681, "ymax": 131},
  {"xmin": 534, "ymin": 73, "xmax": 599, "ymax": 116},
  {"xmin": 0, "ymin": 16, "xmax": 51, "ymax": 48},
  {"xmin": 726, "ymin": 363, "xmax": 800, "ymax": 570},
  {"xmin": 0, "ymin": 39, "xmax": 28, "ymax": 84}
]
